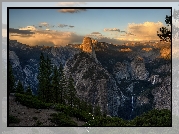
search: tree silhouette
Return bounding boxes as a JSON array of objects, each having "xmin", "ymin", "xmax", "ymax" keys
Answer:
[
  {"xmin": 8, "ymin": 61, "xmax": 15, "ymax": 94},
  {"xmin": 16, "ymin": 80, "xmax": 24, "ymax": 94},
  {"xmin": 157, "ymin": 15, "xmax": 171, "ymax": 42}
]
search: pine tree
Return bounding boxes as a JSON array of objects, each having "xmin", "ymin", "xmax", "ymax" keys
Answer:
[
  {"xmin": 44, "ymin": 55, "xmax": 53, "ymax": 103},
  {"xmin": 37, "ymin": 53, "xmax": 46, "ymax": 101},
  {"xmin": 8, "ymin": 61, "xmax": 15, "ymax": 94},
  {"xmin": 157, "ymin": 15, "xmax": 171, "ymax": 42},
  {"xmin": 59, "ymin": 66, "xmax": 67, "ymax": 104},
  {"xmin": 67, "ymin": 76, "xmax": 77, "ymax": 107},
  {"xmin": 16, "ymin": 80, "xmax": 24, "ymax": 94},
  {"xmin": 51, "ymin": 65, "xmax": 60, "ymax": 103},
  {"xmin": 94, "ymin": 105, "xmax": 102, "ymax": 117},
  {"xmin": 25, "ymin": 85, "xmax": 32, "ymax": 96}
]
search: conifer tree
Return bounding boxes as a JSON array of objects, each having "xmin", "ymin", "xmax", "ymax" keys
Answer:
[
  {"xmin": 51, "ymin": 65, "xmax": 60, "ymax": 103},
  {"xmin": 67, "ymin": 76, "xmax": 77, "ymax": 107},
  {"xmin": 94, "ymin": 105, "xmax": 102, "ymax": 117},
  {"xmin": 37, "ymin": 53, "xmax": 46, "ymax": 101},
  {"xmin": 8, "ymin": 61, "xmax": 15, "ymax": 94},
  {"xmin": 25, "ymin": 85, "xmax": 32, "ymax": 96},
  {"xmin": 59, "ymin": 66, "xmax": 67, "ymax": 104},
  {"xmin": 44, "ymin": 55, "xmax": 53, "ymax": 103},
  {"xmin": 16, "ymin": 80, "xmax": 24, "ymax": 94}
]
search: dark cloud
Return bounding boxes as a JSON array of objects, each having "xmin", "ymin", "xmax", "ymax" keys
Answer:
[
  {"xmin": 2, "ymin": 23, "xmax": 7, "ymax": 29},
  {"xmin": 58, "ymin": 24, "xmax": 68, "ymax": 28},
  {"xmin": 69, "ymin": 25, "xmax": 75, "ymax": 28},
  {"xmin": 9, "ymin": 28, "xmax": 35, "ymax": 34},
  {"xmin": 58, "ymin": 9, "xmax": 86, "ymax": 13},
  {"xmin": 104, "ymin": 28, "xmax": 120, "ymax": 32},
  {"xmin": 39, "ymin": 26, "xmax": 43, "ymax": 28},
  {"xmin": 91, "ymin": 32, "xmax": 101, "ymax": 34}
]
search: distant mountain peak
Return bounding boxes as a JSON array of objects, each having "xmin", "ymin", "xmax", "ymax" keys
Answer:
[{"xmin": 80, "ymin": 37, "xmax": 98, "ymax": 63}]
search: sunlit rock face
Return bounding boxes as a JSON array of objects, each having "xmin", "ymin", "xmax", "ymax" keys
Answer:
[
  {"xmin": 160, "ymin": 48, "xmax": 171, "ymax": 59},
  {"xmin": 80, "ymin": 37, "xmax": 93, "ymax": 53},
  {"xmin": 80, "ymin": 37, "xmax": 98, "ymax": 63},
  {"xmin": 131, "ymin": 56, "xmax": 149, "ymax": 80}
]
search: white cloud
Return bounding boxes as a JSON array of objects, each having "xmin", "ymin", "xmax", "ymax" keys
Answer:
[
  {"xmin": 57, "ymin": 2, "xmax": 86, "ymax": 7},
  {"xmin": 117, "ymin": 21, "xmax": 165, "ymax": 41},
  {"xmin": 104, "ymin": 28, "xmax": 120, "ymax": 32},
  {"xmin": 40, "ymin": 22, "xmax": 49, "ymax": 27},
  {"xmin": 19, "ymin": 26, "xmax": 36, "ymax": 31},
  {"xmin": 9, "ymin": 27, "xmax": 83, "ymax": 47}
]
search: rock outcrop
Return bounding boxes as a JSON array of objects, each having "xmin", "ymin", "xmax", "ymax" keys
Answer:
[{"xmin": 131, "ymin": 56, "xmax": 149, "ymax": 80}]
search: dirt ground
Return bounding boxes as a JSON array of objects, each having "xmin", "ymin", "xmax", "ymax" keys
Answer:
[{"xmin": 8, "ymin": 94, "xmax": 85, "ymax": 126}]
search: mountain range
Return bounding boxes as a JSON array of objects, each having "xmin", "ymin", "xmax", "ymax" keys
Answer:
[{"xmin": 9, "ymin": 37, "xmax": 171, "ymax": 120}]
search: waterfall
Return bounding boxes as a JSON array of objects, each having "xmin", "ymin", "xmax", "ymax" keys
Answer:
[
  {"xmin": 131, "ymin": 95, "xmax": 134, "ymax": 110},
  {"xmin": 152, "ymin": 75, "xmax": 156, "ymax": 85}
]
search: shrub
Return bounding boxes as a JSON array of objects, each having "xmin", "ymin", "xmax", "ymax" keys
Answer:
[
  {"xmin": 15, "ymin": 93, "xmax": 53, "ymax": 109},
  {"xmin": 50, "ymin": 112, "xmax": 77, "ymax": 126},
  {"xmin": 9, "ymin": 115, "xmax": 20, "ymax": 124}
]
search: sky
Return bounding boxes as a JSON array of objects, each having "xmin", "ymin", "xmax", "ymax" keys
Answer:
[{"xmin": 3, "ymin": 2, "xmax": 172, "ymax": 47}]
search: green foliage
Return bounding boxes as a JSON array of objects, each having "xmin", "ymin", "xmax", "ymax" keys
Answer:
[
  {"xmin": 37, "ymin": 53, "xmax": 53, "ymax": 103},
  {"xmin": 8, "ymin": 61, "xmax": 15, "ymax": 94},
  {"xmin": 15, "ymin": 81, "xmax": 24, "ymax": 94},
  {"xmin": 129, "ymin": 109, "xmax": 171, "ymax": 126},
  {"xmin": 9, "ymin": 115, "xmax": 20, "ymax": 124},
  {"xmin": 15, "ymin": 93, "xmax": 53, "ymax": 109},
  {"xmin": 50, "ymin": 112, "xmax": 78, "ymax": 126},
  {"xmin": 94, "ymin": 105, "xmax": 102, "ymax": 117},
  {"xmin": 35, "ymin": 120, "xmax": 43, "ymax": 126},
  {"xmin": 32, "ymin": 117, "xmax": 38, "ymax": 120},
  {"xmin": 67, "ymin": 76, "xmax": 77, "ymax": 107},
  {"xmin": 51, "ymin": 65, "xmax": 61, "ymax": 103},
  {"xmin": 25, "ymin": 85, "xmax": 32, "ymax": 96}
]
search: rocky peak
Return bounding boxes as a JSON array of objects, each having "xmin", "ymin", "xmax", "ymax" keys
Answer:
[
  {"xmin": 80, "ymin": 37, "xmax": 93, "ymax": 53},
  {"xmin": 80, "ymin": 37, "xmax": 98, "ymax": 63}
]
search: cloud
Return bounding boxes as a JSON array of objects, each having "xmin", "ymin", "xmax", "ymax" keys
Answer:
[
  {"xmin": 9, "ymin": 28, "xmax": 35, "ymax": 34},
  {"xmin": 117, "ymin": 21, "xmax": 165, "ymax": 41},
  {"xmin": 69, "ymin": 25, "xmax": 74, "ymax": 28},
  {"xmin": 91, "ymin": 32, "xmax": 101, "ymax": 35},
  {"xmin": 58, "ymin": 24, "xmax": 68, "ymax": 28},
  {"xmin": 85, "ymin": 32, "xmax": 103, "ymax": 39},
  {"xmin": 9, "ymin": 27, "xmax": 83, "ymax": 47},
  {"xmin": 104, "ymin": 28, "xmax": 120, "ymax": 32},
  {"xmin": 19, "ymin": 26, "xmax": 36, "ymax": 31},
  {"xmin": 58, "ymin": 9, "xmax": 86, "ymax": 13},
  {"xmin": 39, "ymin": 22, "xmax": 49, "ymax": 27},
  {"xmin": 57, "ymin": 2, "xmax": 86, "ymax": 7}
]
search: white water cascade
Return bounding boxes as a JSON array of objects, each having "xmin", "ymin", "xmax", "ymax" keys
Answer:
[
  {"xmin": 131, "ymin": 95, "xmax": 134, "ymax": 111},
  {"xmin": 152, "ymin": 75, "xmax": 156, "ymax": 85}
]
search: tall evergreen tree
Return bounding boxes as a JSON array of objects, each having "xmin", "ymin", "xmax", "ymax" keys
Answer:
[
  {"xmin": 51, "ymin": 65, "xmax": 60, "ymax": 103},
  {"xmin": 37, "ymin": 53, "xmax": 53, "ymax": 103},
  {"xmin": 44, "ymin": 55, "xmax": 53, "ymax": 103},
  {"xmin": 37, "ymin": 53, "xmax": 46, "ymax": 101},
  {"xmin": 8, "ymin": 61, "xmax": 15, "ymax": 94},
  {"xmin": 16, "ymin": 80, "xmax": 24, "ymax": 94},
  {"xmin": 25, "ymin": 85, "xmax": 32, "ymax": 96},
  {"xmin": 59, "ymin": 66, "xmax": 67, "ymax": 104},
  {"xmin": 67, "ymin": 76, "xmax": 77, "ymax": 107}
]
